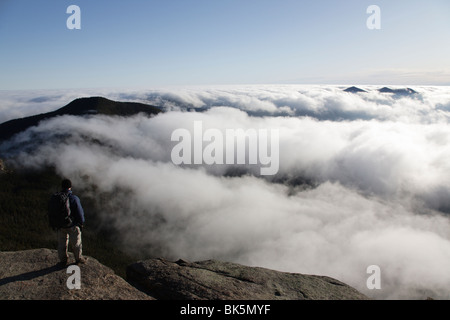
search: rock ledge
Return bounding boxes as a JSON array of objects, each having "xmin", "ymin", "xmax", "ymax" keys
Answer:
[
  {"xmin": 126, "ymin": 258, "xmax": 369, "ymax": 300},
  {"xmin": 0, "ymin": 248, "xmax": 152, "ymax": 300}
]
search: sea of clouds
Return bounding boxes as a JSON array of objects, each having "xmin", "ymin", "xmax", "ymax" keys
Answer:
[{"xmin": 1, "ymin": 84, "xmax": 450, "ymax": 299}]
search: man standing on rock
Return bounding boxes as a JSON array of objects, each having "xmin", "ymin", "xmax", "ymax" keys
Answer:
[{"xmin": 56, "ymin": 179, "xmax": 87, "ymax": 266}]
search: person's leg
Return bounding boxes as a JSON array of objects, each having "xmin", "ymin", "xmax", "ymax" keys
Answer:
[
  {"xmin": 69, "ymin": 226, "xmax": 83, "ymax": 263},
  {"xmin": 57, "ymin": 228, "xmax": 69, "ymax": 263}
]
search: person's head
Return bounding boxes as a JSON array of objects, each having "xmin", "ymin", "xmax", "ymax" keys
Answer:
[{"xmin": 61, "ymin": 179, "xmax": 72, "ymax": 190}]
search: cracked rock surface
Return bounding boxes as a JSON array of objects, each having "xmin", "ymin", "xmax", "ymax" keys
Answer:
[
  {"xmin": 126, "ymin": 258, "xmax": 369, "ymax": 300},
  {"xmin": 0, "ymin": 248, "xmax": 153, "ymax": 300}
]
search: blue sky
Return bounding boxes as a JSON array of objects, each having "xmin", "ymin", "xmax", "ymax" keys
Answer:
[{"xmin": 0, "ymin": 0, "xmax": 449, "ymax": 90}]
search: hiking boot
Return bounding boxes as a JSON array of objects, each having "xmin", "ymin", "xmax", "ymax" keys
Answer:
[{"xmin": 76, "ymin": 257, "xmax": 87, "ymax": 265}]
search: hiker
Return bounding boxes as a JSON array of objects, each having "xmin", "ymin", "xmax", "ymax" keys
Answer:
[{"xmin": 56, "ymin": 179, "xmax": 86, "ymax": 265}]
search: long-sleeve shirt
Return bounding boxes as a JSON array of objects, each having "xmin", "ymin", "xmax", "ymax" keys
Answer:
[{"xmin": 64, "ymin": 189, "xmax": 85, "ymax": 227}]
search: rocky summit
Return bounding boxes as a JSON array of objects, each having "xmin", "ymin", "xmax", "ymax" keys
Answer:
[
  {"xmin": 0, "ymin": 248, "xmax": 152, "ymax": 300},
  {"xmin": 126, "ymin": 258, "xmax": 369, "ymax": 300},
  {"xmin": 0, "ymin": 249, "xmax": 368, "ymax": 300}
]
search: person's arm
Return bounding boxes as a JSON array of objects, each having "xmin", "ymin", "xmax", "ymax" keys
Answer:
[{"xmin": 71, "ymin": 195, "xmax": 85, "ymax": 226}]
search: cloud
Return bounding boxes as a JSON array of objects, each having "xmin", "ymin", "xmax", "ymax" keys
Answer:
[
  {"xmin": 2, "ymin": 85, "xmax": 450, "ymax": 299},
  {"xmin": 2, "ymin": 84, "xmax": 450, "ymax": 123}
]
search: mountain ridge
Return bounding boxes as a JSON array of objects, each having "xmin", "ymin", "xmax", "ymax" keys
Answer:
[{"xmin": 0, "ymin": 96, "xmax": 161, "ymax": 142}]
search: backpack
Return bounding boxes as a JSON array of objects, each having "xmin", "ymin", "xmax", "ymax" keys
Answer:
[{"xmin": 48, "ymin": 192, "xmax": 73, "ymax": 229}]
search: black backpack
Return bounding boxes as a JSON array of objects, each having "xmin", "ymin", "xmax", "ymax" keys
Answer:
[{"xmin": 48, "ymin": 192, "xmax": 73, "ymax": 229}]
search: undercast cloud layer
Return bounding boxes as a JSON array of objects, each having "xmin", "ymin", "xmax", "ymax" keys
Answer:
[{"xmin": 1, "ymin": 85, "xmax": 450, "ymax": 299}]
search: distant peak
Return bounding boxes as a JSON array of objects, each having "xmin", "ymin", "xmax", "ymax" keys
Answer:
[
  {"xmin": 343, "ymin": 86, "xmax": 367, "ymax": 93},
  {"xmin": 378, "ymin": 87, "xmax": 418, "ymax": 95}
]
